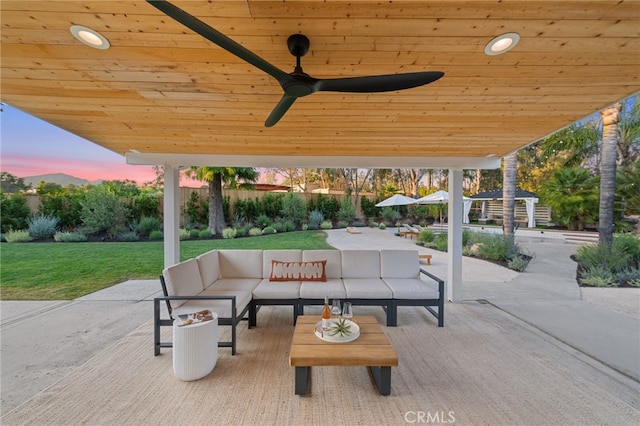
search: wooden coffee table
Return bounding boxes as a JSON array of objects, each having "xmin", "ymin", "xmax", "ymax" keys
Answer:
[{"xmin": 289, "ymin": 315, "xmax": 398, "ymax": 395}]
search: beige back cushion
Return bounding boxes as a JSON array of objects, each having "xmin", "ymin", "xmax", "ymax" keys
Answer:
[
  {"xmin": 196, "ymin": 250, "xmax": 220, "ymax": 288},
  {"xmin": 303, "ymin": 250, "xmax": 342, "ymax": 279},
  {"xmin": 218, "ymin": 250, "xmax": 263, "ymax": 278},
  {"xmin": 380, "ymin": 250, "xmax": 420, "ymax": 278},
  {"xmin": 341, "ymin": 250, "xmax": 381, "ymax": 278},
  {"xmin": 162, "ymin": 258, "xmax": 204, "ymax": 308}
]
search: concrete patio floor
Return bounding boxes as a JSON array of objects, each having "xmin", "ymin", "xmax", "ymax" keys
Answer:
[{"xmin": 1, "ymin": 227, "xmax": 638, "ymax": 422}]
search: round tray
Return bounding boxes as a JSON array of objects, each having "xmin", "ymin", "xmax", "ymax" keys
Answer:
[{"xmin": 314, "ymin": 319, "xmax": 360, "ymax": 343}]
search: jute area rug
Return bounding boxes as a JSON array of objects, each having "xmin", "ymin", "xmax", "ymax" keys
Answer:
[{"xmin": 3, "ymin": 303, "xmax": 639, "ymax": 426}]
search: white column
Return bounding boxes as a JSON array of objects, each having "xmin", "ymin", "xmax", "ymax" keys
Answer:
[
  {"xmin": 164, "ymin": 165, "xmax": 180, "ymax": 268},
  {"xmin": 447, "ymin": 169, "xmax": 464, "ymax": 302}
]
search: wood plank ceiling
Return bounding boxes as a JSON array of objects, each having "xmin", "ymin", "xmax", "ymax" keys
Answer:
[{"xmin": 2, "ymin": 1, "xmax": 639, "ymax": 169}]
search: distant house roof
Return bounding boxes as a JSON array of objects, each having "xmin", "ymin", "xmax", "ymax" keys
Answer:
[
  {"xmin": 470, "ymin": 188, "xmax": 538, "ymax": 200},
  {"xmin": 255, "ymin": 184, "xmax": 290, "ymax": 191}
]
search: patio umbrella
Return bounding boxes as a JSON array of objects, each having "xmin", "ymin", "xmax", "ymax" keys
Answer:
[
  {"xmin": 415, "ymin": 190, "xmax": 471, "ymax": 229},
  {"xmin": 375, "ymin": 194, "xmax": 416, "ymax": 233},
  {"xmin": 375, "ymin": 194, "xmax": 417, "ymax": 207}
]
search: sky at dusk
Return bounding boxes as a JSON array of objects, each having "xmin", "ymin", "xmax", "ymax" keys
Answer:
[{"xmin": 1, "ymin": 104, "xmax": 203, "ymax": 186}]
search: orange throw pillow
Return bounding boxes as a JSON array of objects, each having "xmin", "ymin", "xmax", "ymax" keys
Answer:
[{"xmin": 269, "ymin": 260, "xmax": 327, "ymax": 282}]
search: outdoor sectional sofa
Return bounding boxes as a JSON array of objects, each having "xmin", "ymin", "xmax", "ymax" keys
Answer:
[{"xmin": 154, "ymin": 249, "xmax": 445, "ymax": 355}]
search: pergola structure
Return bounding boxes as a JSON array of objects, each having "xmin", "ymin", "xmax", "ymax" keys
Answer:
[{"xmin": 2, "ymin": 1, "xmax": 639, "ymax": 301}]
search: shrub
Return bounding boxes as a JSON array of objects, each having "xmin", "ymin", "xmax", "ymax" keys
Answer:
[
  {"xmin": 434, "ymin": 234, "xmax": 448, "ymax": 251},
  {"xmin": 616, "ymin": 267, "xmax": 640, "ymax": 286},
  {"xmin": 149, "ymin": 230, "xmax": 164, "ymax": 240},
  {"xmin": 316, "ymin": 194, "xmax": 340, "ymax": 220},
  {"xmin": 380, "ymin": 207, "xmax": 400, "ymax": 224},
  {"xmin": 368, "ymin": 220, "xmax": 378, "ymax": 228},
  {"xmin": 138, "ymin": 216, "xmax": 161, "ymax": 236},
  {"xmin": 417, "ymin": 229, "xmax": 435, "ymax": 244},
  {"xmin": 360, "ymin": 196, "xmax": 377, "ymax": 218},
  {"xmin": 255, "ymin": 214, "xmax": 272, "ymax": 229},
  {"xmin": 262, "ymin": 226, "xmax": 276, "ymax": 234},
  {"xmin": 222, "ymin": 227, "xmax": 237, "ymax": 239},
  {"xmin": 261, "ymin": 193, "xmax": 284, "ymax": 218},
  {"xmin": 5, "ymin": 229, "xmax": 33, "ymax": 243},
  {"xmin": 379, "ymin": 223, "xmax": 386, "ymax": 230},
  {"xmin": 580, "ymin": 266, "xmax": 617, "ymax": 287},
  {"xmin": 320, "ymin": 220, "xmax": 333, "ymax": 230},
  {"xmin": 54, "ymin": 231, "xmax": 88, "ymax": 242},
  {"xmin": 336, "ymin": 220, "xmax": 349, "ymax": 228},
  {"xmin": 235, "ymin": 226, "xmax": 247, "ymax": 237},
  {"xmin": 80, "ymin": 185, "xmax": 128, "ymax": 236},
  {"xmin": 308, "ymin": 209, "xmax": 324, "ymax": 230},
  {"xmin": 280, "ymin": 193, "xmax": 306, "ymax": 226},
  {"xmin": 198, "ymin": 229, "xmax": 212, "ymax": 239},
  {"xmin": 189, "ymin": 229, "xmax": 200, "ymax": 238},
  {"xmin": 507, "ymin": 256, "xmax": 529, "ymax": 272},
  {"xmin": 180, "ymin": 228, "xmax": 191, "ymax": 240},
  {"xmin": 27, "ymin": 214, "xmax": 59, "ymax": 240},
  {"xmin": 273, "ymin": 221, "xmax": 286, "ymax": 233},
  {"xmin": 337, "ymin": 196, "xmax": 357, "ymax": 223},
  {"xmin": 575, "ymin": 234, "xmax": 640, "ymax": 274},
  {"xmin": 185, "ymin": 191, "xmax": 208, "ymax": 226},
  {"xmin": 1, "ymin": 192, "xmax": 31, "ymax": 233},
  {"xmin": 117, "ymin": 231, "xmax": 139, "ymax": 242},
  {"xmin": 249, "ymin": 227, "xmax": 262, "ymax": 236}
]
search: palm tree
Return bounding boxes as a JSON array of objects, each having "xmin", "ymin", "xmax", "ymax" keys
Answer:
[
  {"xmin": 502, "ymin": 152, "xmax": 517, "ymax": 240},
  {"xmin": 186, "ymin": 167, "xmax": 258, "ymax": 235},
  {"xmin": 599, "ymin": 103, "xmax": 622, "ymax": 245},
  {"xmin": 541, "ymin": 167, "xmax": 599, "ymax": 231}
]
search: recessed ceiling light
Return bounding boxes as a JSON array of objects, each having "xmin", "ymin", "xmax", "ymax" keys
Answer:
[
  {"xmin": 484, "ymin": 32, "xmax": 520, "ymax": 56},
  {"xmin": 70, "ymin": 25, "xmax": 110, "ymax": 49}
]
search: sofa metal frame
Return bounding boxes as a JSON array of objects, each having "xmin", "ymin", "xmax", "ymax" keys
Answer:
[
  {"xmin": 297, "ymin": 268, "xmax": 444, "ymax": 327},
  {"xmin": 154, "ymin": 275, "xmax": 250, "ymax": 356}
]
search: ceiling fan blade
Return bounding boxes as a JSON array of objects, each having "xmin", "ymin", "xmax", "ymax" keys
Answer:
[
  {"xmin": 147, "ymin": 1, "xmax": 290, "ymax": 82},
  {"xmin": 265, "ymin": 95, "xmax": 297, "ymax": 127},
  {"xmin": 316, "ymin": 71, "xmax": 444, "ymax": 93}
]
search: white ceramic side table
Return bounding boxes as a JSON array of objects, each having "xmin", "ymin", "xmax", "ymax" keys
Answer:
[{"xmin": 172, "ymin": 313, "xmax": 218, "ymax": 381}]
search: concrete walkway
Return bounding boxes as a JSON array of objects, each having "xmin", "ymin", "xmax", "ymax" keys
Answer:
[
  {"xmin": 1, "ymin": 228, "xmax": 639, "ymax": 415},
  {"xmin": 324, "ymin": 228, "xmax": 640, "ymax": 382}
]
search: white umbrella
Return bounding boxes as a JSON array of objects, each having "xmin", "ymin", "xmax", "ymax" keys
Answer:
[
  {"xmin": 375, "ymin": 194, "xmax": 416, "ymax": 233},
  {"xmin": 415, "ymin": 190, "xmax": 472, "ymax": 229},
  {"xmin": 375, "ymin": 194, "xmax": 416, "ymax": 207},
  {"xmin": 415, "ymin": 190, "xmax": 451, "ymax": 204}
]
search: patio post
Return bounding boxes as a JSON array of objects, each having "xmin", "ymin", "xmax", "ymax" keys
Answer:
[
  {"xmin": 163, "ymin": 165, "xmax": 180, "ymax": 268},
  {"xmin": 447, "ymin": 169, "xmax": 463, "ymax": 302}
]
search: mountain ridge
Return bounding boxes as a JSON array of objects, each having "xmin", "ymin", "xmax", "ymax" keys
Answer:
[{"xmin": 22, "ymin": 173, "xmax": 102, "ymax": 187}]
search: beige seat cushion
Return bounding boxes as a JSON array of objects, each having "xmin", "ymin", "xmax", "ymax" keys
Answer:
[
  {"xmin": 172, "ymin": 290, "xmax": 252, "ymax": 318},
  {"xmin": 252, "ymin": 279, "xmax": 301, "ymax": 299},
  {"xmin": 342, "ymin": 278, "xmax": 392, "ymax": 299},
  {"xmin": 382, "ymin": 278, "xmax": 440, "ymax": 299},
  {"xmin": 300, "ymin": 279, "xmax": 347, "ymax": 299}
]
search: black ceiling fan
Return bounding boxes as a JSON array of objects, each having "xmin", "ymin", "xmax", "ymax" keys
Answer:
[{"xmin": 147, "ymin": 0, "xmax": 444, "ymax": 127}]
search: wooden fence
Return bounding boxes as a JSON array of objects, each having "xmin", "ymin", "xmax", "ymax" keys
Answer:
[{"xmin": 24, "ymin": 189, "xmax": 375, "ymax": 226}]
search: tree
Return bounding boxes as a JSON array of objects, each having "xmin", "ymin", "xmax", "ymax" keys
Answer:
[
  {"xmin": 0, "ymin": 172, "xmax": 31, "ymax": 193},
  {"xmin": 186, "ymin": 167, "xmax": 258, "ymax": 235},
  {"xmin": 617, "ymin": 161, "xmax": 640, "ymax": 215},
  {"xmin": 599, "ymin": 103, "xmax": 622, "ymax": 245},
  {"xmin": 541, "ymin": 167, "xmax": 598, "ymax": 231},
  {"xmin": 502, "ymin": 152, "xmax": 517, "ymax": 239}
]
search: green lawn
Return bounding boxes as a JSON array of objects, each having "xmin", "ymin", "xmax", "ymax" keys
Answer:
[{"xmin": 0, "ymin": 231, "xmax": 333, "ymax": 300}]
